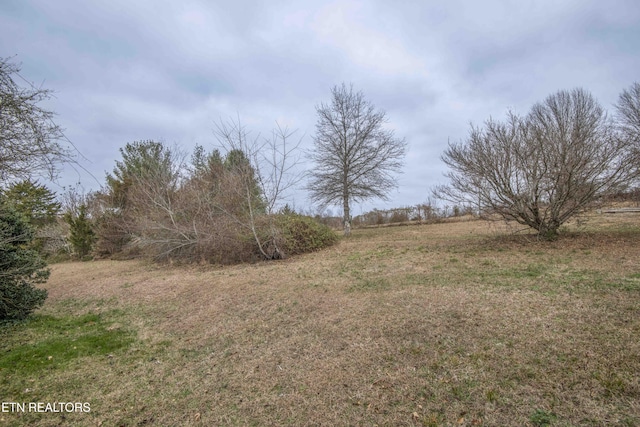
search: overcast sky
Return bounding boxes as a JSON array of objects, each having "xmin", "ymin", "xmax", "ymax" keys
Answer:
[{"xmin": 2, "ymin": 0, "xmax": 639, "ymax": 215}]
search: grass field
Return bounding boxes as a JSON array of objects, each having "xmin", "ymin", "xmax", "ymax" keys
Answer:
[{"xmin": 1, "ymin": 213, "xmax": 640, "ymax": 426}]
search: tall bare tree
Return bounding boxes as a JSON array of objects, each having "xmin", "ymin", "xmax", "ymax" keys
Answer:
[
  {"xmin": 307, "ymin": 83, "xmax": 407, "ymax": 236},
  {"xmin": 436, "ymin": 88, "xmax": 636, "ymax": 239},
  {"xmin": 0, "ymin": 57, "xmax": 73, "ymax": 183}
]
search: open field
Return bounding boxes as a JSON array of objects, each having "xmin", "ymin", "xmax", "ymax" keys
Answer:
[{"xmin": 2, "ymin": 213, "xmax": 640, "ymax": 426}]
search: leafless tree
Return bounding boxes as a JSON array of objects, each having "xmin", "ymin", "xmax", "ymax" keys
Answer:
[
  {"xmin": 61, "ymin": 184, "xmax": 96, "ymax": 219},
  {"xmin": 0, "ymin": 57, "xmax": 73, "ymax": 183},
  {"xmin": 213, "ymin": 117, "xmax": 304, "ymax": 259},
  {"xmin": 616, "ymin": 82, "xmax": 640, "ymax": 151},
  {"xmin": 436, "ymin": 88, "xmax": 636, "ymax": 239},
  {"xmin": 307, "ymin": 83, "xmax": 407, "ymax": 236}
]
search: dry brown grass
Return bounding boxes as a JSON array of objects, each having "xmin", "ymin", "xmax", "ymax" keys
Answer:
[{"xmin": 2, "ymin": 213, "xmax": 640, "ymax": 426}]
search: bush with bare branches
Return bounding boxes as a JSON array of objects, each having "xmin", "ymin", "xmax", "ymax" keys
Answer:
[{"xmin": 436, "ymin": 88, "xmax": 637, "ymax": 239}]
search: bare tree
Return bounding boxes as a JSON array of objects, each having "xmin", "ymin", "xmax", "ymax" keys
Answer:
[
  {"xmin": 307, "ymin": 83, "xmax": 407, "ymax": 236},
  {"xmin": 213, "ymin": 117, "xmax": 304, "ymax": 259},
  {"xmin": 0, "ymin": 57, "xmax": 73, "ymax": 183},
  {"xmin": 616, "ymin": 82, "xmax": 640, "ymax": 149},
  {"xmin": 436, "ymin": 88, "xmax": 636, "ymax": 240}
]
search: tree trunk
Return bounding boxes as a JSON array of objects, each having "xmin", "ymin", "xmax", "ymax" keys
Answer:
[
  {"xmin": 538, "ymin": 221, "xmax": 560, "ymax": 241},
  {"xmin": 343, "ymin": 196, "xmax": 351, "ymax": 237}
]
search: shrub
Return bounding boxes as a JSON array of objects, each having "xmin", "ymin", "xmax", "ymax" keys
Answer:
[
  {"xmin": 0, "ymin": 203, "xmax": 49, "ymax": 322},
  {"xmin": 437, "ymin": 88, "xmax": 638, "ymax": 239},
  {"xmin": 272, "ymin": 214, "xmax": 338, "ymax": 256}
]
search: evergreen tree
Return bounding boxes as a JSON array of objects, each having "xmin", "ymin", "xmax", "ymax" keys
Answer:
[
  {"xmin": 106, "ymin": 140, "xmax": 174, "ymax": 209},
  {"xmin": 224, "ymin": 149, "xmax": 265, "ymax": 214},
  {"xmin": 0, "ymin": 201, "xmax": 48, "ymax": 321},
  {"xmin": 64, "ymin": 204, "xmax": 95, "ymax": 259},
  {"xmin": 2, "ymin": 179, "xmax": 60, "ymax": 227}
]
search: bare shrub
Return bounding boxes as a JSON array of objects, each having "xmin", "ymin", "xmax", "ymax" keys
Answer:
[
  {"xmin": 37, "ymin": 221, "xmax": 69, "ymax": 257},
  {"xmin": 436, "ymin": 88, "xmax": 637, "ymax": 239}
]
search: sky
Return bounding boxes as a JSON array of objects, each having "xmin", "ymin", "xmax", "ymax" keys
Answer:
[{"xmin": 1, "ymin": 0, "xmax": 640, "ymax": 215}]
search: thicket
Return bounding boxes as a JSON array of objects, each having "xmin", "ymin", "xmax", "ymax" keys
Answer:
[{"xmin": 92, "ymin": 132, "xmax": 337, "ymax": 264}]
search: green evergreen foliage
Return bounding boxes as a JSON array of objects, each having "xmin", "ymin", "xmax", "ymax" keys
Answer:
[
  {"xmin": 64, "ymin": 204, "xmax": 95, "ymax": 259},
  {"xmin": 105, "ymin": 140, "xmax": 174, "ymax": 209},
  {"xmin": 191, "ymin": 145, "xmax": 224, "ymax": 179},
  {"xmin": 279, "ymin": 204, "xmax": 296, "ymax": 215},
  {"xmin": 223, "ymin": 148, "xmax": 266, "ymax": 214},
  {"xmin": 0, "ymin": 202, "xmax": 49, "ymax": 321},
  {"xmin": 1, "ymin": 179, "xmax": 60, "ymax": 227}
]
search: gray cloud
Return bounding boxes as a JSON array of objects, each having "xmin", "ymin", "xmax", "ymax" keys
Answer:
[{"xmin": 1, "ymin": 0, "xmax": 639, "ymax": 213}]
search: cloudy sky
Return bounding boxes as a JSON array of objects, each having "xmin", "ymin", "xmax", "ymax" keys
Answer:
[{"xmin": 2, "ymin": 0, "xmax": 639, "ymax": 214}]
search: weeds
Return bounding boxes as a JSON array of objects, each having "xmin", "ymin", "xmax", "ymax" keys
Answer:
[{"xmin": 530, "ymin": 409, "xmax": 556, "ymax": 426}]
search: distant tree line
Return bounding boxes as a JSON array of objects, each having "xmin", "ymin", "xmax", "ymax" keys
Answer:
[{"xmin": 352, "ymin": 202, "xmax": 474, "ymax": 227}]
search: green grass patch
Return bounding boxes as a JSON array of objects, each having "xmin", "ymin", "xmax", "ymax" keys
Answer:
[
  {"xmin": 506, "ymin": 263, "xmax": 548, "ymax": 279},
  {"xmin": 530, "ymin": 409, "xmax": 557, "ymax": 426},
  {"xmin": 0, "ymin": 312, "xmax": 134, "ymax": 376}
]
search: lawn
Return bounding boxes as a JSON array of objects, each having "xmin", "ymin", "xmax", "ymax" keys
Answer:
[{"xmin": 1, "ymin": 213, "xmax": 640, "ymax": 426}]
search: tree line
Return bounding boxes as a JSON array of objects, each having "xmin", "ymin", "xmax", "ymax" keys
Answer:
[{"xmin": 2, "ymin": 54, "xmax": 640, "ymax": 320}]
